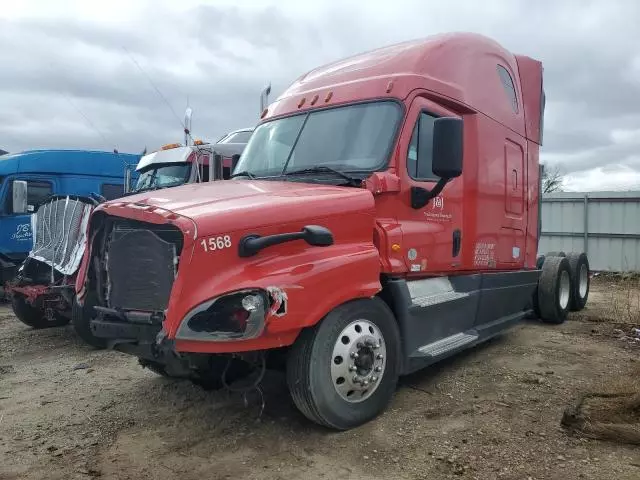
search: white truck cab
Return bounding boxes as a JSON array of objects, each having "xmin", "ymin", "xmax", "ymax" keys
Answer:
[{"xmin": 132, "ymin": 130, "xmax": 253, "ymax": 193}]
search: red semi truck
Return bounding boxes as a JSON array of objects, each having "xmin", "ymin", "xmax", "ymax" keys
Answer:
[{"xmin": 74, "ymin": 33, "xmax": 589, "ymax": 430}]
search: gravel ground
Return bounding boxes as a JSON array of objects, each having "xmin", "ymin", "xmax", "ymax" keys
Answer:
[{"xmin": 1, "ymin": 280, "xmax": 639, "ymax": 480}]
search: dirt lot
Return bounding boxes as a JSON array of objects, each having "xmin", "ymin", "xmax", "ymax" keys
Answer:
[{"xmin": 1, "ymin": 279, "xmax": 639, "ymax": 480}]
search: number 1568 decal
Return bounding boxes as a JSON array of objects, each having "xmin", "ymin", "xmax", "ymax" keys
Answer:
[{"xmin": 200, "ymin": 235, "xmax": 232, "ymax": 252}]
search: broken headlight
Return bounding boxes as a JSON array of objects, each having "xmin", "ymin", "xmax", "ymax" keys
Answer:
[{"xmin": 175, "ymin": 290, "xmax": 268, "ymax": 341}]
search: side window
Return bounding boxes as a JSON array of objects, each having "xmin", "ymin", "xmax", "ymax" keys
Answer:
[
  {"xmin": 101, "ymin": 183, "xmax": 124, "ymax": 201},
  {"xmin": 5, "ymin": 180, "xmax": 53, "ymax": 213},
  {"xmin": 407, "ymin": 112, "xmax": 438, "ymax": 180},
  {"xmin": 497, "ymin": 65, "xmax": 519, "ymax": 113},
  {"xmin": 26, "ymin": 181, "xmax": 53, "ymax": 211}
]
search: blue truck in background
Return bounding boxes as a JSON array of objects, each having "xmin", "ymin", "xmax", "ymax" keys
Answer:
[{"xmin": 0, "ymin": 149, "xmax": 140, "ymax": 291}]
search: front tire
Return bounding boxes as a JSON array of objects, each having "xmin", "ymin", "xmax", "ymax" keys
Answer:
[
  {"xmin": 71, "ymin": 294, "xmax": 106, "ymax": 349},
  {"xmin": 287, "ymin": 298, "xmax": 401, "ymax": 430},
  {"xmin": 11, "ymin": 295, "xmax": 70, "ymax": 329}
]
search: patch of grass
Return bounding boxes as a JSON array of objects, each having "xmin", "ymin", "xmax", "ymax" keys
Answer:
[
  {"xmin": 588, "ymin": 274, "xmax": 640, "ymax": 324},
  {"xmin": 562, "ymin": 362, "xmax": 640, "ymax": 445}
]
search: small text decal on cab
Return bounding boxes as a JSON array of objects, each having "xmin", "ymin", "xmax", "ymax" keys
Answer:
[{"xmin": 201, "ymin": 235, "xmax": 232, "ymax": 252}]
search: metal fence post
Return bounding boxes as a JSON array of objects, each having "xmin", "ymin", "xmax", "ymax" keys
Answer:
[{"xmin": 583, "ymin": 194, "xmax": 589, "ymax": 254}]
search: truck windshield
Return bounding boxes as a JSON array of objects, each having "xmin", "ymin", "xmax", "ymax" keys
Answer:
[
  {"xmin": 235, "ymin": 101, "xmax": 401, "ymax": 178},
  {"xmin": 135, "ymin": 163, "xmax": 191, "ymax": 192},
  {"xmin": 218, "ymin": 130, "xmax": 252, "ymax": 144}
]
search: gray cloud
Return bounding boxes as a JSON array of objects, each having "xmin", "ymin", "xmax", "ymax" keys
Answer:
[{"xmin": 1, "ymin": 0, "xmax": 639, "ymax": 190}]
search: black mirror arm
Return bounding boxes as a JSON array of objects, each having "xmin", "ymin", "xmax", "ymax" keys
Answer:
[
  {"xmin": 427, "ymin": 177, "xmax": 448, "ymax": 200},
  {"xmin": 411, "ymin": 178, "xmax": 449, "ymax": 209}
]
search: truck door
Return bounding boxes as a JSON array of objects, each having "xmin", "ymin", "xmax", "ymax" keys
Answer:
[
  {"xmin": 397, "ymin": 97, "xmax": 464, "ymax": 274},
  {"xmin": 499, "ymin": 138, "xmax": 526, "ymax": 266},
  {"xmin": 0, "ymin": 176, "xmax": 55, "ymax": 259}
]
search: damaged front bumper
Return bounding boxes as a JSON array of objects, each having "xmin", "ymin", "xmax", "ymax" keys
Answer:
[
  {"xmin": 89, "ymin": 308, "xmax": 177, "ymax": 370},
  {"xmin": 91, "ymin": 288, "xmax": 271, "ymax": 348}
]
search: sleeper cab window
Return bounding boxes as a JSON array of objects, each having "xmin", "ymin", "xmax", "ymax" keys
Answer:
[
  {"xmin": 101, "ymin": 183, "xmax": 124, "ymax": 201},
  {"xmin": 497, "ymin": 65, "xmax": 519, "ymax": 113},
  {"xmin": 407, "ymin": 112, "xmax": 438, "ymax": 181}
]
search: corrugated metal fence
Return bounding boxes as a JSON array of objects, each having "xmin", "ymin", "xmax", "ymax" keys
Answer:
[{"xmin": 539, "ymin": 191, "xmax": 640, "ymax": 272}]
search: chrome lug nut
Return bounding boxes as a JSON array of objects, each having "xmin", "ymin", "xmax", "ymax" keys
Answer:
[
  {"xmin": 376, "ymin": 354, "xmax": 384, "ymax": 360},
  {"xmin": 371, "ymin": 376, "xmax": 378, "ymax": 383},
  {"xmin": 375, "ymin": 366, "xmax": 382, "ymax": 372},
  {"xmin": 350, "ymin": 352, "xmax": 359, "ymax": 359},
  {"xmin": 353, "ymin": 375, "xmax": 361, "ymax": 383},
  {"xmin": 362, "ymin": 380, "xmax": 369, "ymax": 387},
  {"xmin": 349, "ymin": 365, "xmax": 357, "ymax": 372}
]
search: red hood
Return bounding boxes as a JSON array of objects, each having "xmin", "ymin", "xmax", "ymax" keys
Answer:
[{"xmin": 99, "ymin": 180, "xmax": 375, "ymax": 236}]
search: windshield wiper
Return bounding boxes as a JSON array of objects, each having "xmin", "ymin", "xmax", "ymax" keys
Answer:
[
  {"xmin": 283, "ymin": 166, "xmax": 362, "ymax": 186},
  {"xmin": 133, "ymin": 185, "xmax": 161, "ymax": 194},
  {"xmin": 230, "ymin": 171, "xmax": 256, "ymax": 179}
]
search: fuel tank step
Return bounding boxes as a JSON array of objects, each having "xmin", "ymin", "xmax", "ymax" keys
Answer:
[{"xmin": 416, "ymin": 331, "xmax": 479, "ymax": 357}]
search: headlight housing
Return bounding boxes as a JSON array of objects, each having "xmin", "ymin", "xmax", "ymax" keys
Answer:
[{"xmin": 176, "ymin": 289, "xmax": 268, "ymax": 341}]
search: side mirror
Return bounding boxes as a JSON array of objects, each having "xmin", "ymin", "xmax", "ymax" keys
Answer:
[
  {"xmin": 238, "ymin": 225, "xmax": 334, "ymax": 257},
  {"xmin": 302, "ymin": 225, "xmax": 333, "ymax": 247},
  {"xmin": 12, "ymin": 180, "xmax": 28, "ymax": 214},
  {"xmin": 124, "ymin": 166, "xmax": 132, "ymax": 193},
  {"xmin": 432, "ymin": 117, "xmax": 463, "ymax": 179}
]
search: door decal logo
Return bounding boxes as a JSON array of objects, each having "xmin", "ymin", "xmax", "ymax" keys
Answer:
[
  {"xmin": 424, "ymin": 196, "xmax": 452, "ymax": 222},
  {"xmin": 11, "ymin": 223, "xmax": 32, "ymax": 241}
]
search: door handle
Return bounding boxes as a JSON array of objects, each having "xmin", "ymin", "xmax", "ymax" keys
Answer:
[{"xmin": 452, "ymin": 229, "xmax": 461, "ymax": 257}]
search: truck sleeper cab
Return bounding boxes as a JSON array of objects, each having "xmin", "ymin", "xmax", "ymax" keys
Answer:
[{"xmin": 75, "ymin": 33, "xmax": 578, "ymax": 430}]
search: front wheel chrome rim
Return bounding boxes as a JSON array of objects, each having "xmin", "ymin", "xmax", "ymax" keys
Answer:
[
  {"xmin": 330, "ymin": 319, "xmax": 386, "ymax": 403},
  {"xmin": 579, "ymin": 264, "xmax": 588, "ymax": 298},
  {"xmin": 559, "ymin": 270, "xmax": 571, "ymax": 309}
]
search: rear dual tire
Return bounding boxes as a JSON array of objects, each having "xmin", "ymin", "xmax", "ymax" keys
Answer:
[
  {"xmin": 537, "ymin": 256, "xmax": 572, "ymax": 324},
  {"xmin": 536, "ymin": 251, "xmax": 590, "ymax": 323},
  {"xmin": 566, "ymin": 252, "xmax": 589, "ymax": 311},
  {"xmin": 287, "ymin": 298, "xmax": 400, "ymax": 430}
]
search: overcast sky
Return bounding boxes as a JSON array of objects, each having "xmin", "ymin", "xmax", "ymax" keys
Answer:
[{"xmin": 1, "ymin": 0, "xmax": 639, "ymax": 191}]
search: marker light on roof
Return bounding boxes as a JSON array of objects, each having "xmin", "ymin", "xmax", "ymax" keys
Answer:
[
  {"xmin": 161, "ymin": 143, "xmax": 181, "ymax": 150},
  {"xmin": 194, "ymin": 139, "xmax": 204, "ymax": 145}
]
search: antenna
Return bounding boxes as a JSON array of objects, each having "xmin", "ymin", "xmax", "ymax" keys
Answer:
[
  {"xmin": 62, "ymin": 91, "xmax": 111, "ymax": 149},
  {"xmin": 123, "ymin": 46, "xmax": 185, "ymax": 132},
  {"xmin": 260, "ymin": 83, "xmax": 272, "ymax": 113},
  {"xmin": 123, "ymin": 46, "xmax": 205, "ymax": 153},
  {"xmin": 46, "ymin": 62, "xmax": 112, "ymax": 150},
  {"xmin": 184, "ymin": 106, "xmax": 193, "ymax": 146}
]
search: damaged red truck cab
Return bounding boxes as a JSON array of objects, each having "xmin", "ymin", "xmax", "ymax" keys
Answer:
[{"xmin": 75, "ymin": 33, "xmax": 553, "ymax": 430}]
